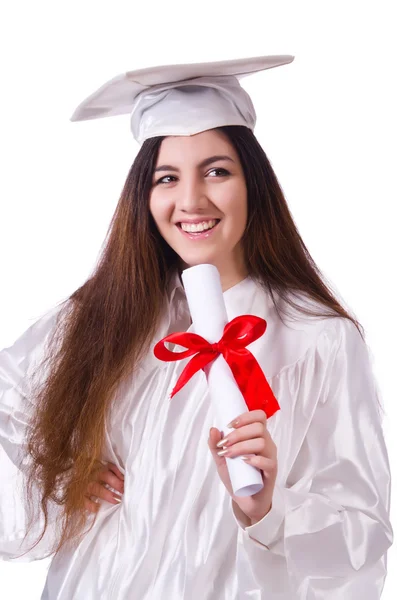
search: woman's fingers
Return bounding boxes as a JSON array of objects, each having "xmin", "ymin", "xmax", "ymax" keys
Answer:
[
  {"xmin": 217, "ymin": 422, "xmax": 265, "ymax": 447},
  {"xmin": 84, "ymin": 462, "xmax": 125, "ymax": 512},
  {"xmin": 107, "ymin": 462, "xmax": 125, "ymax": 481},
  {"xmin": 86, "ymin": 481, "xmax": 123, "ymax": 505},
  {"xmin": 217, "ymin": 412, "xmax": 277, "ymax": 461},
  {"xmin": 216, "ymin": 438, "xmax": 266, "ymax": 458},
  {"xmin": 98, "ymin": 469, "xmax": 125, "ymax": 495},
  {"xmin": 229, "ymin": 409, "xmax": 267, "ymax": 428},
  {"xmin": 84, "ymin": 496, "xmax": 100, "ymax": 513}
]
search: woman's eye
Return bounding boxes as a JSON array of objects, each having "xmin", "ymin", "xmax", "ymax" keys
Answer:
[
  {"xmin": 207, "ymin": 168, "xmax": 230, "ymax": 177},
  {"xmin": 155, "ymin": 175, "xmax": 177, "ymax": 185}
]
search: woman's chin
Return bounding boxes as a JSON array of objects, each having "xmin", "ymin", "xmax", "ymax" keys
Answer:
[{"xmin": 178, "ymin": 256, "xmax": 217, "ymax": 268}]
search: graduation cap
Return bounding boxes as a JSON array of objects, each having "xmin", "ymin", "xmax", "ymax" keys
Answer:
[{"xmin": 70, "ymin": 55, "xmax": 294, "ymax": 144}]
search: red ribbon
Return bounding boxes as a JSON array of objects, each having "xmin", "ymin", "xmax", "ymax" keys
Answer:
[{"xmin": 153, "ymin": 314, "xmax": 280, "ymax": 418}]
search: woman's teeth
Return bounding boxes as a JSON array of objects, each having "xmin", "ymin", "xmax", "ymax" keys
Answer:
[{"xmin": 180, "ymin": 219, "xmax": 218, "ymax": 233}]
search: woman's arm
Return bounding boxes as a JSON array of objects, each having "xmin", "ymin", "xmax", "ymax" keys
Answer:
[
  {"xmin": 0, "ymin": 306, "xmax": 63, "ymax": 561},
  {"xmin": 233, "ymin": 319, "xmax": 393, "ymax": 597}
]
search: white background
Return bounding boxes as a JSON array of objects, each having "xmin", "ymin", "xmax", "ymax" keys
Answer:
[{"xmin": 0, "ymin": 0, "xmax": 395, "ymax": 597}]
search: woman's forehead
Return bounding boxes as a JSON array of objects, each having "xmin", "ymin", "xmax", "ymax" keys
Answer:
[{"xmin": 156, "ymin": 129, "xmax": 236, "ymax": 163}]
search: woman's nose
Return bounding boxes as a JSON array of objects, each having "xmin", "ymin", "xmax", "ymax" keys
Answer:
[{"xmin": 176, "ymin": 178, "xmax": 208, "ymax": 210}]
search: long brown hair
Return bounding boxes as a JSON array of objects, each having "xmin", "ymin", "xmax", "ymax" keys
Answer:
[{"xmin": 19, "ymin": 125, "xmax": 364, "ymax": 558}]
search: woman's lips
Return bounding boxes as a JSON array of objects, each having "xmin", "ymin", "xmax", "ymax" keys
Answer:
[{"xmin": 176, "ymin": 219, "xmax": 221, "ymax": 240}]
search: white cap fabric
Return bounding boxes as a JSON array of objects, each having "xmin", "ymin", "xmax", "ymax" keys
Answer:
[{"xmin": 70, "ymin": 55, "xmax": 294, "ymax": 144}]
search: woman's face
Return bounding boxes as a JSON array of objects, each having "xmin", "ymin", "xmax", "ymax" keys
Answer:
[{"xmin": 149, "ymin": 129, "xmax": 248, "ymax": 283}]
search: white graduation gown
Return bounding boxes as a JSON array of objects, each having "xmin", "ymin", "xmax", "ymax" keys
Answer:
[{"xmin": 0, "ymin": 273, "xmax": 393, "ymax": 599}]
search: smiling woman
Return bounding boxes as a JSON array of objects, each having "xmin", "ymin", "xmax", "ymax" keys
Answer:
[
  {"xmin": 149, "ymin": 130, "xmax": 248, "ymax": 291},
  {"xmin": 0, "ymin": 55, "xmax": 393, "ymax": 600}
]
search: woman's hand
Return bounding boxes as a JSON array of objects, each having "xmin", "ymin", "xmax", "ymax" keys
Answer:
[
  {"xmin": 208, "ymin": 409, "xmax": 277, "ymax": 524},
  {"xmin": 84, "ymin": 462, "xmax": 125, "ymax": 513}
]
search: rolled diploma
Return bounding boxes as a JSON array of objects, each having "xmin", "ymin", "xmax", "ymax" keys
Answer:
[{"xmin": 181, "ymin": 263, "xmax": 263, "ymax": 497}]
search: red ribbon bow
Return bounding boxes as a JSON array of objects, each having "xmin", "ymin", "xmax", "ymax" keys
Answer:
[{"xmin": 153, "ymin": 314, "xmax": 280, "ymax": 418}]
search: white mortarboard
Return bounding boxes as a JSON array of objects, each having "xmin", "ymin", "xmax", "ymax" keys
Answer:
[{"xmin": 70, "ymin": 55, "xmax": 294, "ymax": 145}]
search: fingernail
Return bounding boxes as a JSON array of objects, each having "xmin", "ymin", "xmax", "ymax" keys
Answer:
[
  {"xmin": 227, "ymin": 419, "xmax": 239, "ymax": 428},
  {"xmin": 216, "ymin": 436, "xmax": 230, "ymax": 448},
  {"xmin": 113, "ymin": 496, "xmax": 122, "ymax": 503},
  {"xmin": 217, "ymin": 448, "xmax": 230, "ymax": 457}
]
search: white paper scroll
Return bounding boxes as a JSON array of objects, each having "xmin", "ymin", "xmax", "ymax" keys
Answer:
[{"xmin": 181, "ymin": 263, "xmax": 263, "ymax": 497}]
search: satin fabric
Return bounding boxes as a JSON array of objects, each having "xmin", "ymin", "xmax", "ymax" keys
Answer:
[{"xmin": 0, "ymin": 273, "xmax": 393, "ymax": 599}]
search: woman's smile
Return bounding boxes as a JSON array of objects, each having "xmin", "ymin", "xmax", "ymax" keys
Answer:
[{"xmin": 177, "ymin": 218, "xmax": 221, "ymax": 240}]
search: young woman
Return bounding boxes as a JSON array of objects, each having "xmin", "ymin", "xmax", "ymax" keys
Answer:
[{"xmin": 0, "ymin": 56, "xmax": 393, "ymax": 599}]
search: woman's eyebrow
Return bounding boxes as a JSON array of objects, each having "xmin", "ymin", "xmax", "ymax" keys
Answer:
[{"xmin": 154, "ymin": 155, "xmax": 235, "ymax": 173}]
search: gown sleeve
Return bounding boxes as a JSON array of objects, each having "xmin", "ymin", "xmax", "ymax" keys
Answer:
[
  {"xmin": 0, "ymin": 304, "xmax": 65, "ymax": 562},
  {"xmin": 232, "ymin": 318, "xmax": 393, "ymax": 598}
]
